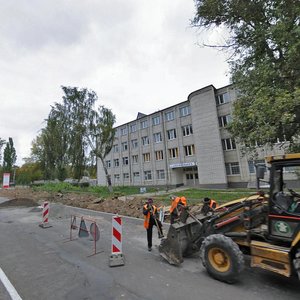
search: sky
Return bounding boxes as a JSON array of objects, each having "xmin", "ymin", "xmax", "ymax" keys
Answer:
[{"xmin": 0, "ymin": 0, "xmax": 230, "ymax": 166}]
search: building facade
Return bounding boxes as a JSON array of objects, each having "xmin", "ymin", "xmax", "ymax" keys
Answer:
[{"xmin": 97, "ymin": 84, "xmax": 285, "ymax": 188}]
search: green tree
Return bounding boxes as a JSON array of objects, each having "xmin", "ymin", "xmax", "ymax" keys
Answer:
[
  {"xmin": 87, "ymin": 106, "xmax": 116, "ymax": 191},
  {"xmin": 3, "ymin": 137, "xmax": 17, "ymax": 172},
  {"xmin": 192, "ymin": 0, "xmax": 300, "ymax": 151}
]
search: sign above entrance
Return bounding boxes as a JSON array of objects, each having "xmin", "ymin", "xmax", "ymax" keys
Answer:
[{"xmin": 169, "ymin": 162, "xmax": 197, "ymax": 169}]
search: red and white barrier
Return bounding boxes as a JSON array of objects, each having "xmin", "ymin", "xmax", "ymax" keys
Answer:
[
  {"xmin": 109, "ymin": 216, "xmax": 125, "ymax": 267},
  {"xmin": 39, "ymin": 202, "xmax": 52, "ymax": 228}
]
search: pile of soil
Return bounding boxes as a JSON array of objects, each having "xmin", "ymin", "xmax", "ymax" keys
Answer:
[{"xmin": 0, "ymin": 187, "xmax": 163, "ymax": 219}]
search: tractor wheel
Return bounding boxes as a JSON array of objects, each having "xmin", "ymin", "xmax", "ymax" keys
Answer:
[
  {"xmin": 200, "ymin": 234, "xmax": 244, "ymax": 284},
  {"xmin": 293, "ymin": 248, "xmax": 300, "ymax": 280}
]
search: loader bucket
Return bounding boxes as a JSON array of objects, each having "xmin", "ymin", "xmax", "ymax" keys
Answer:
[{"xmin": 158, "ymin": 225, "xmax": 184, "ymax": 265}]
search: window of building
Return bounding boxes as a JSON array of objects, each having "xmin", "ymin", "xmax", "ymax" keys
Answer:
[
  {"xmin": 122, "ymin": 157, "xmax": 129, "ymax": 165},
  {"xmin": 182, "ymin": 124, "xmax": 193, "ymax": 136},
  {"xmin": 142, "ymin": 136, "xmax": 150, "ymax": 146},
  {"xmin": 123, "ymin": 173, "xmax": 129, "ymax": 181},
  {"xmin": 144, "ymin": 170, "xmax": 152, "ymax": 181},
  {"xmin": 186, "ymin": 174, "xmax": 194, "ymax": 180},
  {"xmin": 157, "ymin": 169, "xmax": 165, "ymax": 180},
  {"xmin": 225, "ymin": 162, "xmax": 240, "ymax": 175},
  {"xmin": 179, "ymin": 105, "xmax": 191, "ymax": 117},
  {"xmin": 167, "ymin": 129, "xmax": 177, "ymax": 140},
  {"xmin": 155, "ymin": 150, "xmax": 164, "ymax": 160},
  {"xmin": 140, "ymin": 119, "xmax": 148, "ymax": 129},
  {"xmin": 106, "ymin": 160, "xmax": 111, "ymax": 168},
  {"xmin": 121, "ymin": 127, "xmax": 127, "ymax": 135},
  {"xmin": 218, "ymin": 115, "xmax": 232, "ymax": 127},
  {"xmin": 216, "ymin": 92, "xmax": 230, "ymax": 105},
  {"xmin": 113, "ymin": 159, "xmax": 119, "ymax": 167},
  {"xmin": 165, "ymin": 111, "xmax": 175, "ymax": 121},
  {"xmin": 114, "ymin": 174, "xmax": 120, "ymax": 182},
  {"xmin": 248, "ymin": 160, "xmax": 265, "ymax": 174},
  {"xmin": 133, "ymin": 172, "xmax": 140, "ymax": 181},
  {"xmin": 152, "ymin": 115, "xmax": 160, "ymax": 126},
  {"xmin": 222, "ymin": 138, "xmax": 236, "ymax": 151},
  {"xmin": 168, "ymin": 147, "xmax": 179, "ymax": 159},
  {"xmin": 132, "ymin": 155, "xmax": 138, "ymax": 164},
  {"xmin": 113, "ymin": 144, "xmax": 119, "ymax": 153},
  {"xmin": 153, "ymin": 132, "xmax": 162, "ymax": 143},
  {"xmin": 143, "ymin": 153, "xmax": 151, "ymax": 162},
  {"xmin": 130, "ymin": 123, "xmax": 137, "ymax": 132},
  {"xmin": 131, "ymin": 139, "xmax": 138, "ymax": 149},
  {"xmin": 121, "ymin": 142, "xmax": 128, "ymax": 151},
  {"xmin": 184, "ymin": 145, "xmax": 195, "ymax": 156}
]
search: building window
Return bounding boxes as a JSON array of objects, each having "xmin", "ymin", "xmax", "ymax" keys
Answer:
[
  {"xmin": 113, "ymin": 144, "xmax": 119, "ymax": 153},
  {"xmin": 143, "ymin": 153, "xmax": 151, "ymax": 162},
  {"xmin": 106, "ymin": 160, "xmax": 111, "ymax": 168},
  {"xmin": 216, "ymin": 92, "xmax": 230, "ymax": 105},
  {"xmin": 155, "ymin": 150, "xmax": 164, "ymax": 160},
  {"xmin": 225, "ymin": 162, "xmax": 240, "ymax": 175},
  {"xmin": 157, "ymin": 170, "xmax": 165, "ymax": 180},
  {"xmin": 168, "ymin": 147, "xmax": 179, "ymax": 159},
  {"xmin": 142, "ymin": 136, "xmax": 150, "ymax": 146},
  {"xmin": 165, "ymin": 111, "xmax": 175, "ymax": 121},
  {"xmin": 131, "ymin": 139, "xmax": 138, "ymax": 149},
  {"xmin": 121, "ymin": 142, "xmax": 128, "ymax": 151},
  {"xmin": 122, "ymin": 157, "xmax": 129, "ymax": 165},
  {"xmin": 140, "ymin": 119, "xmax": 148, "ymax": 129},
  {"xmin": 144, "ymin": 170, "xmax": 152, "ymax": 181},
  {"xmin": 186, "ymin": 174, "xmax": 194, "ymax": 180},
  {"xmin": 182, "ymin": 124, "xmax": 193, "ymax": 136},
  {"xmin": 222, "ymin": 138, "xmax": 236, "ymax": 151},
  {"xmin": 218, "ymin": 115, "xmax": 232, "ymax": 127},
  {"xmin": 133, "ymin": 172, "xmax": 140, "ymax": 181},
  {"xmin": 123, "ymin": 173, "xmax": 129, "ymax": 181},
  {"xmin": 153, "ymin": 132, "xmax": 162, "ymax": 143},
  {"xmin": 167, "ymin": 129, "xmax": 177, "ymax": 140},
  {"xmin": 248, "ymin": 160, "xmax": 265, "ymax": 174},
  {"xmin": 184, "ymin": 145, "xmax": 195, "ymax": 156},
  {"xmin": 130, "ymin": 123, "xmax": 137, "ymax": 132},
  {"xmin": 121, "ymin": 127, "xmax": 127, "ymax": 135},
  {"xmin": 179, "ymin": 105, "xmax": 191, "ymax": 117},
  {"xmin": 113, "ymin": 159, "xmax": 119, "ymax": 167},
  {"xmin": 152, "ymin": 115, "xmax": 160, "ymax": 126},
  {"xmin": 114, "ymin": 174, "xmax": 120, "ymax": 182},
  {"xmin": 132, "ymin": 155, "xmax": 138, "ymax": 164}
]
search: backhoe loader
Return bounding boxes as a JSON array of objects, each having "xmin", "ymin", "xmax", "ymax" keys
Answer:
[{"xmin": 159, "ymin": 153, "xmax": 300, "ymax": 283}]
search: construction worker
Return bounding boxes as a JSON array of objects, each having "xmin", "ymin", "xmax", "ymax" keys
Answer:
[
  {"xmin": 143, "ymin": 198, "xmax": 164, "ymax": 251},
  {"xmin": 170, "ymin": 196, "xmax": 187, "ymax": 224},
  {"xmin": 201, "ymin": 197, "xmax": 219, "ymax": 215}
]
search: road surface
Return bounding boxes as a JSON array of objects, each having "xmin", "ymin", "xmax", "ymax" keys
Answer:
[{"xmin": 0, "ymin": 199, "xmax": 299, "ymax": 300}]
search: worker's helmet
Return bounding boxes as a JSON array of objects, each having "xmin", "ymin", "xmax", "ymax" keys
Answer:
[
  {"xmin": 170, "ymin": 195, "xmax": 176, "ymax": 200},
  {"xmin": 203, "ymin": 197, "xmax": 210, "ymax": 203},
  {"xmin": 147, "ymin": 198, "xmax": 153, "ymax": 204}
]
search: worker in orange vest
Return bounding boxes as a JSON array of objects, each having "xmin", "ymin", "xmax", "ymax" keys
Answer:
[
  {"xmin": 201, "ymin": 197, "xmax": 219, "ymax": 215},
  {"xmin": 170, "ymin": 195, "xmax": 188, "ymax": 224},
  {"xmin": 143, "ymin": 198, "xmax": 164, "ymax": 251}
]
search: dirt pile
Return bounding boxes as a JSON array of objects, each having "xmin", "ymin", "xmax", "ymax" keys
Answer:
[{"xmin": 0, "ymin": 187, "xmax": 155, "ymax": 219}]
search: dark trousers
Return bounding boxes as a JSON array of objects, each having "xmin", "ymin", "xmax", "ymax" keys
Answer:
[{"xmin": 146, "ymin": 219, "xmax": 163, "ymax": 248}]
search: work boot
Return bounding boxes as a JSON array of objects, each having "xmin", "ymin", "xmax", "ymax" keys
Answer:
[
  {"xmin": 158, "ymin": 233, "xmax": 164, "ymax": 239},
  {"xmin": 148, "ymin": 247, "xmax": 152, "ymax": 251}
]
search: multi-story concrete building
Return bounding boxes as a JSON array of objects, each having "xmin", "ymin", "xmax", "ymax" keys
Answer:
[{"xmin": 97, "ymin": 84, "xmax": 285, "ymax": 188}]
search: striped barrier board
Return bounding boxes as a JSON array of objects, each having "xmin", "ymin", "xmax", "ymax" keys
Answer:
[{"xmin": 109, "ymin": 216, "xmax": 125, "ymax": 267}]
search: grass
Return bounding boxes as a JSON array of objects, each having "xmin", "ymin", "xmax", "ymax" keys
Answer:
[{"xmin": 32, "ymin": 182, "xmax": 257, "ymax": 205}]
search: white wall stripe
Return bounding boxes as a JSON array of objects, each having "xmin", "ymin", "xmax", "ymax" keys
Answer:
[{"xmin": 0, "ymin": 267, "xmax": 22, "ymax": 300}]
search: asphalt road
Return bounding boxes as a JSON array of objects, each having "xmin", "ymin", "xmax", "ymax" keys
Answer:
[{"xmin": 0, "ymin": 199, "xmax": 299, "ymax": 300}]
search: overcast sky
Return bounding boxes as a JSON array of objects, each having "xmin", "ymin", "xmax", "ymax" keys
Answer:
[{"xmin": 0, "ymin": 0, "xmax": 230, "ymax": 166}]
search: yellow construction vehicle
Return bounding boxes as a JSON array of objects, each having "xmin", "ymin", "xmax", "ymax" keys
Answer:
[{"xmin": 159, "ymin": 153, "xmax": 300, "ymax": 283}]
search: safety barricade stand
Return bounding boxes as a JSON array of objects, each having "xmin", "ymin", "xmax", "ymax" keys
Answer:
[
  {"xmin": 39, "ymin": 202, "xmax": 52, "ymax": 228},
  {"xmin": 69, "ymin": 214, "xmax": 101, "ymax": 257},
  {"xmin": 109, "ymin": 215, "xmax": 125, "ymax": 267}
]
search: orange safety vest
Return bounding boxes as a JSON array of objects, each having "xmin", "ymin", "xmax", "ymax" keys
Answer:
[
  {"xmin": 170, "ymin": 197, "xmax": 181, "ymax": 213},
  {"xmin": 209, "ymin": 199, "xmax": 218, "ymax": 209},
  {"xmin": 180, "ymin": 196, "xmax": 187, "ymax": 207},
  {"xmin": 143, "ymin": 204, "xmax": 157, "ymax": 229}
]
